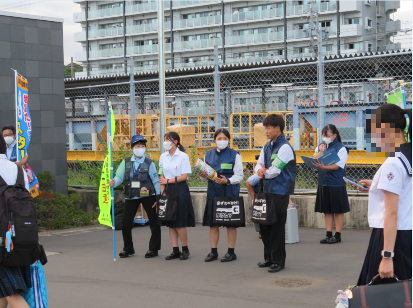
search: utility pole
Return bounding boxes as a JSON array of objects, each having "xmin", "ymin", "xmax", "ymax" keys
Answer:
[
  {"xmin": 306, "ymin": 10, "xmax": 328, "ymax": 144},
  {"xmin": 129, "ymin": 57, "xmax": 136, "ymax": 136},
  {"xmin": 158, "ymin": 0, "xmax": 166, "ymax": 152},
  {"xmin": 214, "ymin": 45, "xmax": 221, "ymax": 129},
  {"xmin": 71, "ymin": 57, "xmax": 74, "ymax": 78}
]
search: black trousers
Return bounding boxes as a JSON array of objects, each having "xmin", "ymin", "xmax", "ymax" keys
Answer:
[
  {"xmin": 122, "ymin": 195, "xmax": 160, "ymax": 252},
  {"xmin": 260, "ymin": 194, "xmax": 289, "ymax": 266}
]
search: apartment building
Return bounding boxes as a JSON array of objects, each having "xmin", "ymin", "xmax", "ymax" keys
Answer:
[{"xmin": 73, "ymin": 0, "xmax": 401, "ymax": 77}]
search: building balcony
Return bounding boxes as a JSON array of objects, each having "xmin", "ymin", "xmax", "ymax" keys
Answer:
[
  {"xmin": 89, "ymin": 48, "xmax": 124, "ymax": 59},
  {"xmin": 74, "ymin": 31, "xmax": 86, "ymax": 42},
  {"xmin": 75, "ymin": 51, "xmax": 87, "ymax": 62},
  {"xmin": 386, "ymin": 43, "xmax": 401, "ymax": 51},
  {"xmin": 287, "ymin": 27, "xmax": 336, "ymax": 40},
  {"xmin": 173, "ymin": 37, "xmax": 222, "ymax": 51},
  {"xmin": 385, "ymin": 1, "xmax": 400, "ymax": 12},
  {"xmin": 127, "ymin": 43, "xmax": 172, "ymax": 55},
  {"xmin": 339, "ymin": 1, "xmax": 361, "ymax": 12},
  {"xmin": 340, "ymin": 24, "xmax": 363, "ymax": 37},
  {"xmin": 73, "ymin": 11, "xmax": 85, "ymax": 23},
  {"xmin": 386, "ymin": 20, "xmax": 401, "ymax": 33},
  {"xmin": 340, "ymin": 49, "xmax": 364, "ymax": 55},
  {"xmin": 127, "ymin": 23, "xmax": 160, "ymax": 35},
  {"xmin": 226, "ymin": 32, "xmax": 283, "ymax": 46},
  {"xmin": 88, "ymin": 6, "xmax": 123, "ymax": 20},
  {"xmin": 286, "ymin": 1, "xmax": 337, "ymax": 16},
  {"xmin": 125, "ymin": 1, "xmax": 160, "ymax": 14},
  {"xmin": 225, "ymin": 7, "xmax": 283, "ymax": 23},
  {"xmin": 173, "ymin": 1, "xmax": 220, "ymax": 8},
  {"xmin": 90, "ymin": 27, "xmax": 124, "ymax": 39},
  {"xmin": 175, "ymin": 15, "xmax": 222, "ymax": 29},
  {"xmin": 226, "ymin": 54, "xmax": 285, "ymax": 64},
  {"xmin": 376, "ymin": 6, "xmax": 385, "ymax": 17}
]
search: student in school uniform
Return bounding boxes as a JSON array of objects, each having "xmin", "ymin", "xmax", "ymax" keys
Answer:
[
  {"xmin": 159, "ymin": 132, "xmax": 195, "ymax": 261},
  {"xmin": 255, "ymin": 114, "xmax": 297, "ymax": 273},
  {"xmin": 353, "ymin": 104, "xmax": 412, "ymax": 285},
  {"xmin": 199, "ymin": 128, "xmax": 244, "ymax": 262},
  {"xmin": 312, "ymin": 124, "xmax": 350, "ymax": 244},
  {"xmin": 109, "ymin": 135, "xmax": 161, "ymax": 259},
  {"xmin": 0, "ymin": 135, "xmax": 31, "ymax": 308}
]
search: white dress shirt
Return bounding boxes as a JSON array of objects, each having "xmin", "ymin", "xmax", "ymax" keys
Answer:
[
  {"xmin": 0, "ymin": 154, "xmax": 30, "ymax": 191},
  {"xmin": 159, "ymin": 149, "xmax": 192, "ymax": 180},
  {"xmin": 314, "ymin": 145, "xmax": 348, "ymax": 169},
  {"xmin": 255, "ymin": 142, "xmax": 295, "ymax": 179},
  {"xmin": 368, "ymin": 157, "xmax": 412, "ymax": 230},
  {"xmin": 201, "ymin": 149, "xmax": 244, "ymax": 184}
]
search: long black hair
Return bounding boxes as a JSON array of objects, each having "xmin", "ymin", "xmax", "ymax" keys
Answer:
[
  {"xmin": 322, "ymin": 124, "xmax": 342, "ymax": 143},
  {"xmin": 0, "ymin": 135, "xmax": 6, "ymax": 154},
  {"xmin": 372, "ymin": 104, "xmax": 412, "ymax": 141},
  {"xmin": 164, "ymin": 132, "xmax": 185, "ymax": 152}
]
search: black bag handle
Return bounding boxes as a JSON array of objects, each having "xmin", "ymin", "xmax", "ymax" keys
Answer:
[
  {"xmin": 162, "ymin": 177, "xmax": 178, "ymax": 196},
  {"xmin": 221, "ymin": 183, "xmax": 233, "ymax": 198},
  {"xmin": 367, "ymin": 274, "xmax": 399, "ymax": 286}
]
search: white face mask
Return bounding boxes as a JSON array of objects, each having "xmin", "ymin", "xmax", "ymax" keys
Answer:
[
  {"xmin": 163, "ymin": 141, "xmax": 173, "ymax": 151},
  {"xmin": 322, "ymin": 137, "xmax": 333, "ymax": 145},
  {"xmin": 4, "ymin": 136, "xmax": 14, "ymax": 145},
  {"xmin": 133, "ymin": 148, "xmax": 146, "ymax": 157},
  {"xmin": 216, "ymin": 140, "xmax": 229, "ymax": 150}
]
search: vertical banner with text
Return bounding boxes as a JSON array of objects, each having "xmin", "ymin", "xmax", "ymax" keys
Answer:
[
  {"xmin": 15, "ymin": 71, "xmax": 39, "ymax": 197},
  {"xmin": 387, "ymin": 87, "xmax": 410, "ymax": 142}
]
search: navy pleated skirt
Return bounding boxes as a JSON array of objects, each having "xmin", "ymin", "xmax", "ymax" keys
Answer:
[
  {"xmin": 357, "ymin": 228, "xmax": 412, "ymax": 286},
  {"xmin": 160, "ymin": 181, "xmax": 195, "ymax": 228},
  {"xmin": 315, "ymin": 185, "xmax": 350, "ymax": 214},
  {"xmin": 0, "ymin": 265, "xmax": 31, "ymax": 298}
]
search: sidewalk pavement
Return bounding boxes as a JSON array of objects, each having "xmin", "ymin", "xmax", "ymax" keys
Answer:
[{"xmin": 40, "ymin": 225, "xmax": 371, "ymax": 308}]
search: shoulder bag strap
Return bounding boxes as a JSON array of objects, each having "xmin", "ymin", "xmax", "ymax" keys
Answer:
[{"xmin": 16, "ymin": 165, "xmax": 25, "ymax": 187}]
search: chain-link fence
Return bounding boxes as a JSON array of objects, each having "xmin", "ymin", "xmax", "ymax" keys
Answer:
[{"xmin": 65, "ymin": 51, "xmax": 412, "ymax": 191}]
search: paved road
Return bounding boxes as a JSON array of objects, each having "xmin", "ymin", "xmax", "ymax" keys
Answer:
[{"xmin": 40, "ymin": 225, "xmax": 371, "ymax": 308}]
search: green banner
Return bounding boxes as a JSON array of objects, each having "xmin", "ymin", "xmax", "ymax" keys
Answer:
[
  {"xmin": 98, "ymin": 154, "xmax": 112, "ymax": 227},
  {"xmin": 387, "ymin": 88, "xmax": 409, "ymax": 141}
]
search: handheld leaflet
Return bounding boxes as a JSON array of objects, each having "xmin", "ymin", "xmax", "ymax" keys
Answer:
[
  {"xmin": 343, "ymin": 177, "xmax": 369, "ymax": 190},
  {"xmin": 195, "ymin": 159, "xmax": 218, "ymax": 180}
]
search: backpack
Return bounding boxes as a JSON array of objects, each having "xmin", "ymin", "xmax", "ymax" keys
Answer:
[
  {"xmin": 0, "ymin": 166, "xmax": 40, "ymax": 267},
  {"xmin": 112, "ymin": 200, "xmax": 125, "ymax": 231}
]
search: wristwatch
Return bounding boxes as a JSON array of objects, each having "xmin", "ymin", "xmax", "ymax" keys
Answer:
[{"xmin": 381, "ymin": 250, "xmax": 394, "ymax": 258}]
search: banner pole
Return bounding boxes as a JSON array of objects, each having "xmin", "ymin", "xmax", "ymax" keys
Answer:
[
  {"xmin": 14, "ymin": 70, "xmax": 19, "ymax": 162},
  {"xmin": 108, "ymin": 102, "xmax": 116, "ymax": 261}
]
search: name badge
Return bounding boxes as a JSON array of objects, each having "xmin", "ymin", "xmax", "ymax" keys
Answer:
[
  {"xmin": 131, "ymin": 181, "xmax": 140, "ymax": 188},
  {"xmin": 140, "ymin": 187, "xmax": 149, "ymax": 196},
  {"xmin": 221, "ymin": 164, "xmax": 233, "ymax": 169}
]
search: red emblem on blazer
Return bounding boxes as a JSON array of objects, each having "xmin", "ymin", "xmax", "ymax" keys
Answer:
[{"xmin": 387, "ymin": 172, "xmax": 394, "ymax": 181}]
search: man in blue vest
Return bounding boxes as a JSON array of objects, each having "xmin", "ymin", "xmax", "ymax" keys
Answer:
[
  {"xmin": 255, "ymin": 114, "xmax": 297, "ymax": 273},
  {"xmin": 2, "ymin": 126, "xmax": 27, "ymax": 166},
  {"xmin": 109, "ymin": 135, "xmax": 161, "ymax": 259}
]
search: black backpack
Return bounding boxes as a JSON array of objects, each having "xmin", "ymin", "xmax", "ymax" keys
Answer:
[{"xmin": 0, "ymin": 166, "xmax": 40, "ymax": 267}]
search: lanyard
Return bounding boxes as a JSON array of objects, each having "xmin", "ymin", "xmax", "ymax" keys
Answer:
[{"xmin": 134, "ymin": 162, "xmax": 141, "ymax": 176}]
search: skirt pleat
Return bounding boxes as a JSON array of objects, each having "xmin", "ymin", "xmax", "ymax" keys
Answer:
[
  {"xmin": 314, "ymin": 185, "xmax": 350, "ymax": 214},
  {"xmin": 0, "ymin": 265, "xmax": 31, "ymax": 298}
]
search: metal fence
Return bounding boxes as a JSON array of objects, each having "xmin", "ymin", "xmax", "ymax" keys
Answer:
[{"xmin": 65, "ymin": 51, "xmax": 412, "ymax": 191}]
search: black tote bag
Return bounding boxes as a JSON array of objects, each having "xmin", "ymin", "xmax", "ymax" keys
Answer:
[
  {"xmin": 251, "ymin": 181, "xmax": 277, "ymax": 225},
  {"xmin": 349, "ymin": 275, "xmax": 412, "ymax": 308},
  {"xmin": 212, "ymin": 184, "xmax": 245, "ymax": 227},
  {"xmin": 156, "ymin": 177, "xmax": 178, "ymax": 222}
]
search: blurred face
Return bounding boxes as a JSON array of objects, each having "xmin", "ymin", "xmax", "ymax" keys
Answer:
[
  {"xmin": 2, "ymin": 129, "xmax": 14, "ymax": 139},
  {"xmin": 264, "ymin": 125, "xmax": 280, "ymax": 140},
  {"xmin": 370, "ymin": 120, "xmax": 399, "ymax": 153},
  {"xmin": 163, "ymin": 137, "xmax": 177, "ymax": 147},
  {"xmin": 215, "ymin": 132, "xmax": 229, "ymax": 142},
  {"xmin": 322, "ymin": 129, "xmax": 337, "ymax": 143},
  {"xmin": 133, "ymin": 143, "xmax": 146, "ymax": 150}
]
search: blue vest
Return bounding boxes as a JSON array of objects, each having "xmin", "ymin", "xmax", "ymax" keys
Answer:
[
  {"xmin": 8, "ymin": 144, "xmax": 17, "ymax": 162},
  {"xmin": 263, "ymin": 134, "xmax": 296, "ymax": 196},
  {"xmin": 205, "ymin": 147, "xmax": 241, "ymax": 200},
  {"xmin": 317, "ymin": 138, "xmax": 348, "ymax": 187}
]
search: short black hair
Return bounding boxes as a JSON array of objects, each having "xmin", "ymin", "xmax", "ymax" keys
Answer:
[
  {"xmin": 131, "ymin": 140, "xmax": 147, "ymax": 148},
  {"xmin": 214, "ymin": 128, "xmax": 231, "ymax": 141},
  {"xmin": 0, "ymin": 135, "xmax": 6, "ymax": 154},
  {"xmin": 263, "ymin": 114, "xmax": 285, "ymax": 133},
  {"xmin": 2, "ymin": 125, "xmax": 16, "ymax": 134}
]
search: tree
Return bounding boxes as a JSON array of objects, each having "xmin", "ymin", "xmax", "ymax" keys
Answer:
[{"xmin": 64, "ymin": 63, "xmax": 83, "ymax": 78}]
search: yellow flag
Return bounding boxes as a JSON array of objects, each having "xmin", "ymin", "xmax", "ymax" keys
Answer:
[{"xmin": 98, "ymin": 154, "xmax": 112, "ymax": 227}]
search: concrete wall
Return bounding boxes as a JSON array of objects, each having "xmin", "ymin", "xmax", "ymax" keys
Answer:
[
  {"xmin": 0, "ymin": 12, "xmax": 67, "ymax": 194},
  {"xmin": 69, "ymin": 189, "xmax": 370, "ymax": 230}
]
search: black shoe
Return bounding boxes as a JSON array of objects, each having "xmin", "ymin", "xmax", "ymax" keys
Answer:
[
  {"xmin": 205, "ymin": 253, "xmax": 218, "ymax": 262},
  {"xmin": 268, "ymin": 264, "xmax": 285, "ymax": 273},
  {"xmin": 257, "ymin": 260, "xmax": 272, "ymax": 268},
  {"xmin": 145, "ymin": 250, "xmax": 158, "ymax": 258},
  {"xmin": 328, "ymin": 236, "xmax": 341, "ymax": 244},
  {"xmin": 320, "ymin": 237, "xmax": 331, "ymax": 244},
  {"xmin": 221, "ymin": 253, "xmax": 237, "ymax": 262},
  {"xmin": 180, "ymin": 250, "xmax": 190, "ymax": 260},
  {"xmin": 165, "ymin": 251, "xmax": 181, "ymax": 260},
  {"xmin": 119, "ymin": 249, "xmax": 135, "ymax": 258}
]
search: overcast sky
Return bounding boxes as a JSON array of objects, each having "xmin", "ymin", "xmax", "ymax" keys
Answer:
[{"xmin": 0, "ymin": 0, "xmax": 411, "ymax": 65}]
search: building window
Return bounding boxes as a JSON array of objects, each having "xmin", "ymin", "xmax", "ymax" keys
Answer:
[
  {"xmin": 99, "ymin": 43, "xmax": 124, "ymax": 50},
  {"xmin": 99, "ymin": 3, "xmax": 123, "ymax": 9},
  {"xmin": 134, "ymin": 39, "xmax": 159, "ymax": 46},
  {"xmin": 365, "ymin": 0, "xmax": 372, "ymax": 5},
  {"xmin": 277, "ymin": 50, "xmax": 283, "ymax": 55},
  {"xmin": 253, "ymin": 27, "xmax": 272, "ymax": 34},
  {"xmin": 367, "ymin": 19, "xmax": 372, "ymax": 27},
  {"xmin": 347, "ymin": 18, "xmax": 360, "ymax": 25},
  {"xmin": 99, "ymin": 23, "xmax": 123, "ymax": 30},
  {"xmin": 320, "ymin": 21, "xmax": 331, "ymax": 27},
  {"xmin": 325, "ymin": 45, "xmax": 332, "ymax": 52},
  {"xmin": 183, "ymin": 11, "xmax": 221, "ymax": 19},
  {"xmin": 348, "ymin": 43, "xmax": 361, "ymax": 50},
  {"xmin": 183, "ymin": 33, "xmax": 221, "ymax": 41},
  {"xmin": 368, "ymin": 44, "xmax": 372, "ymax": 52}
]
